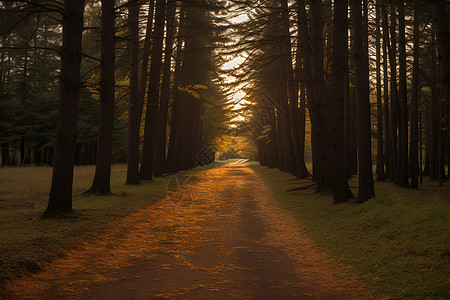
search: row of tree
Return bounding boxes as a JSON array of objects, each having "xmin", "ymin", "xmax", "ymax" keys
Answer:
[
  {"xmin": 229, "ymin": 0, "xmax": 449, "ymax": 203},
  {"xmin": 1, "ymin": 0, "xmax": 230, "ymax": 216},
  {"xmin": 1, "ymin": 0, "xmax": 449, "ymax": 213},
  {"xmin": 0, "ymin": 1, "xmax": 129, "ymax": 167}
]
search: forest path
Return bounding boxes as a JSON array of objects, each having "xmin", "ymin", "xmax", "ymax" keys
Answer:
[{"xmin": 7, "ymin": 164, "xmax": 371, "ymax": 299}]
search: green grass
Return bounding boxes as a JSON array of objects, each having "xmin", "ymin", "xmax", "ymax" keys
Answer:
[
  {"xmin": 249, "ymin": 163, "xmax": 450, "ymax": 299},
  {"xmin": 0, "ymin": 163, "xmax": 212, "ymax": 288}
]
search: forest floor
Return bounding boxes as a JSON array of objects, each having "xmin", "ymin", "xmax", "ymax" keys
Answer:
[
  {"xmin": 2, "ymin": 163, "xmax": 372, "ymax": 299},
  {"xmin": 0, "ymin": 162, "xmax": 448, "ymax": 299}
]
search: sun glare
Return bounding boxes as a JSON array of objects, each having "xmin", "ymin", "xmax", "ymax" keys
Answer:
[
  {"xmin": 219, "ymin": 10, "xmax": 250, "ymax": 130},
  {"xmin": 233, "ymin": 90, "xmax": 246, "ymax": 102},
  {"xmin": 221, "ymin": 56, "xmax": 246, "ymax": 70},
  {"xmin": 229, "ymin": 13, "xmax": 249, "ymax": 24}
]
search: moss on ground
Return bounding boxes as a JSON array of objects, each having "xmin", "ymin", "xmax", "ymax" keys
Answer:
[{"xmin": 250, "ymin": 163, "xmax": 450, "ymax": 299}]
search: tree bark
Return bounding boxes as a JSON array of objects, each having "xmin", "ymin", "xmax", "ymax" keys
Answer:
[
  {"xmin": 154, "ymin": 0, "xmax": 177, "ymax": 176},
  {"xmin": 298, "ymin": 0, "xmax": 320, "ymax": 182},
  {"xmin": 44, "ymin": 0, "xmax": 85, "ymax": 216},
  {"xmin": 309, "ymin": 0, "xmax": 331, "ymax": 192},
  {"xmin": 345, "ymin": 21, "xmax": 357, "ymax": 178},
  {"xmin": 140, "ymin": 0, "xmax": 166, "ymax": 180},
  {"xmin": 397, "ymin": 2, "xmax": 409, "ymax": 188},
  {"xmin": 409, "ymin": 0, "xmax": 420, "ymax": 189},
  {"xmin": 167, "ymin": 3, "xmax": 208, "ymax": 171},
  {"xmin": 431, "ymin": 0, "xmax": 450, "ymax": 184},
  {"xmin": 166, "ymin": 5, "xmax": 186, "ymax": 172},
  {"xmin": 329, "ymin": 0, "xmax": 353, "ymax": 202},
  {"xmin": 381, "ymin": 4, "xmax": 391, "ymax": 180},
  {"xmin": 350, "ymin": 0, "xmax": 375, "ymax": 203},
  {"xmin": 375, "ymin": 0, "xmax": 385, "ymax": 181},
  {"xmin": 430, "ymin": 31, "xmax": 439, "ymax": 180},
  {"xmin": 139, "ymin": 0, "xmax": 156, "ymax": 112},
  {"xmin": 126, "ymin": 0, "xmax": 141, "ymax": 185},
  {"xmin": 86, "ymin": 0, "xmax": 116, "ymax": 195},
  {"xmin": 280, "ymin": 0, "xmax": 309, "ymax": 179},
  {"xmin": 294, "ymin": 4, "xmax": 310, "ymax": 178},
  {"xmin": 388, "ymin": 5, "xmax": 399, "ymax": 182}
]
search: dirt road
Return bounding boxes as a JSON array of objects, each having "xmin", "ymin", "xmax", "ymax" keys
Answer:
[{"xmin": 6, "ymin": 164, "xmax": 371, "ymax": 299}]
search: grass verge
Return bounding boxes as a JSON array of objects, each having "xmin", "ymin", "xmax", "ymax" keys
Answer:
[
  {"xmin": 0, "ymin": 163, "xmax": 211, "ymax": 290},
  {"xmin": 249, "ymin": 163, "xmax": 450, "ymax": 299}
]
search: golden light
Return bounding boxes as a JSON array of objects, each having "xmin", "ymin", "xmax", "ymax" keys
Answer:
[{"xmin": 221, "ymin": 56, "xmax": 246, "ymax": 70}]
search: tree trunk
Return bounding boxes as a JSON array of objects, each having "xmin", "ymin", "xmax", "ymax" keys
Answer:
[
  {"xmin": 44, "ymin": 0, "xmax": 85, "ymax": 217},
  {"xmin": 438, "ymin": 119, "xmax": 445, "ymax": 185},
  {"xmin": 346, "ymin": 14, "xmax": 358, "ymax": 178},
  {"xmin": 430, "ymin": 30, "xmax": 440, "ymax": 180},
  {"xmin": 139, "ymin": 0, "xmax": 156, "ymax": 113},
  {"xmin": 375, "ymin": 0, "xmax": 385, "ymax": 181},
  {"xmin": 167, "ymin": 3, "xmax": 208, "ymax": 172},
  {"xmin": 329, "ymin": 0, "xmax": 353, "ymax": 202},
  {"xmin": 154, "ymin": 0, "xmax": 177, "ymax": 176},
  {"xmin": 431, "ymin": 0, "xmax": 450, "ymax": 184},
  {"xmin": 324, "ymin": 0, "xmax": 333, "ymax": 83},
  {"xmin": 420, "ymin": 110, "xmax": 423, "ymax": 183},
  {"xmin": 280, "ymin": 0, "xmax": 309, "ymax": 179},
  {"xmin": 294, "ymin": 8, "xmax": 310, "ymax": 178},
  {"xmin": 166, "ymin": 4, "xmax": 186, "ymax": 172},
  {"xmin": 278, "ymin": 73, "xmax": 296, "ymax": 174},
  {"xmin": 267, "ymin": 1, "xmax": 292, "ymax": 174},
  {"xmin": 86, "ymin": 0, "xmax": 116, "ymax": 195},
  {"xmin": 409, "ymin": 0, "xmax": 420, "ymax": 189},
  {"xmin": 423, "ymin": 112, "xmax": 431, "ymax": 177},
  {"xmin": 397, "ymin": 2, "xmax": 409, "ymax": 187},
  {"xmin": 310, "ymin": 0, "xmax": 331, "ymax": 192},
  {"xmin": 381, "ymin": 4, "xmax": 391, "ymax": 180},
  {"xmin": 140, "ymin": 0, "xmax": 166, "ymax": 180},
  {"xmin": 298, "ymin": 0, "xmax": 320, "ymax": 180},
  {"xmin": 388, "ymin": 5, "xmax": 399, "ymax": 182},
  {"xmin": 350, "ymin": 0, "xmax": 375, "ymax": 203},
  {"xmin": 126, "ymin": 0, "xmax": 141, "ymax": 185}
]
